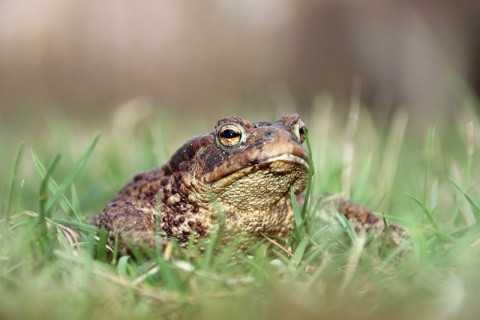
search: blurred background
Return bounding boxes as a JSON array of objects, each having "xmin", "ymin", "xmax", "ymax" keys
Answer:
[{"xmin": 1, "ymin": 0, "xmax": 480, "ymax": 125}]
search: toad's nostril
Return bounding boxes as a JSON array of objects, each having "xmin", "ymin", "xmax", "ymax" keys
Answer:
[{"xmin": 264, "ymin": 130, "xmax": 277, "ymax": 140}]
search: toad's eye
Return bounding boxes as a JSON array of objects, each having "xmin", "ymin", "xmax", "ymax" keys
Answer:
[
  {"xmin": 298, "ymin": 125, "xmax": 307, "ymax": 143},
  {"xmin": 218, "ymin": 124, "xmax": 242, "ymax": 147}
]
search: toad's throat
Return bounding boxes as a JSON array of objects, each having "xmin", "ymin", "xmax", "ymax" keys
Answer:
[{"xmin": 206, "ymin": 155, "xmax": 309, "ymax": 212}]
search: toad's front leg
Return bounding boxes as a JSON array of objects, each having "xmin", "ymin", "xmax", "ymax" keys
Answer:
[{"xmin": 98, "ymin": 200, "xmax": 165, "ymax": 255}]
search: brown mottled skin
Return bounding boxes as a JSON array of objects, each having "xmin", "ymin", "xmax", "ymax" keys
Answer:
[{"xmin": 96, "ymin": 114, "xmax": 405, "ymax": 254}]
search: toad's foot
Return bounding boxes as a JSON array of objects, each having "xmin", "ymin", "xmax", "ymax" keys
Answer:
[{"xmin": 318, "ymin": 194, "xmax": 408, "ymax": 247}]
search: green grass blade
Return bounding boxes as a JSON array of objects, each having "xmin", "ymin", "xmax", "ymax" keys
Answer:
[
  {"xmin": 31, "ymin": 133, "xmax": 100, "ymax": 219},
  {"xmin": 117, "ymin": 256, "xmax": 131, "ymax": 277},
  {"xmin": 45, "ymin": 132, "xmax": 100, "ymax": 214},
  {"xmin": 291, "ymin": 236, "xmax": 309, "ymax": 267},
  {"xmin": 36, "ymin": 153, "xmax": 61, "ymax": 260},
  {"xmin": 32, "ymin": 152, "xmax": 71, "ymax": 214},
  {"xmin": 301, "ymin": 132, "xmax": 315, "ymax": 218},
  {"xmin": 423, "ymin": 126, "xmax": 435, "ymax": 203},
  {"xmin": 71, "ymin": 185, "xmax": 82, "ymax": 221},
  {"xmin": 335, "ymin": 211, "xmax": 357, "ymax": 242},
  {"xmin": 405, "ymin": 193, "xmax": 439, "ymax": 229},
  {"xmin": 96, "ymin": 227, "xmax": 108, "ymax": 263},
  {"xmin": 38, "ymin": 154, "xmax": 61, "ymax": 221},
  {"xmin": 449, "ymin": 177, "xmax": 480, "ymax": 217},
  {"xmin": 5, "ymin": 142, "xmax": 25, "ymax": 217},
  {"xmin": 290, "ymin": 187, "xmax": 304, "ymax": 242},
  {"xmin": 52, "ymin": 218, "xmax": 98, "ymax": 233},
  {"xmin": 203, "ymin": 199, "xmax": 226, "ymax": 267},
  {"xmin": 153, "ymin": 256, "xmax": 183, "ymax": 292},
  {"xmin": 307, "ymin": 195, "xmax": 324, "ymax": 234},
  {"xmin": 13, "ymin": 179, "xmax": 25, "ymax": 215}
]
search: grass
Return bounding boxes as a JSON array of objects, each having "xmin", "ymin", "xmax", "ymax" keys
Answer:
[{"xmin": 1, "ymin": 104, "xmax": 480, "ymax": 319}]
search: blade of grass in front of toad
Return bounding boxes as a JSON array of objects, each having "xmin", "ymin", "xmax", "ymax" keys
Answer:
[
  {"xmin": 70, "ymin": 184, "xmax": 82, "ymax": 219},
  {"xmin": 96, "ymin": 227, "xmax": 109, "ymax": 263},
  {"xmin": 306, "ymin": 194, "xmax": 323, "ymax": 235},
  {"xmin": 116, "ymin": 256, "xmax": 133, "ymax": 278},
  {"xmin": 301, "ymin": 131, "xmax": 315, "ymax": 224},
  {"xmin": 32, "ymin": 132, "xmax": 100, "ymax": 221},
  {"xmin": 36, "ymin": 153, "xmax": 61, "ymax": 260},
  {"xmin": 32, "ymin": 152, "xmax": 71, "ymax": 215},
  {"xmin": 4, "ymin": 141, "xmax": 25, "ymax": 218},
  {"xmin": 289, "ymin": 134, "xmax": 313, "ymax": 238},
  {"xmin": 288, "ymin": 132, "xmax": 316, "ymax": 256},
  {"xmin": 55, "ymin": 183, "xmax": 100, "ymax": 233},
  {"xmin": 288, "ymin": 172, "xmax": 314, "ymax": 256},
  {"xmin": 45, "ymin": 132, "xmax": 100, "ymax": 219},
  {"xmin": 290, "ymin": 236, "xmax": 310, "ymax": 268},
  {"xmin": 335, "ymin": 211, "xmax": 357, "ymax": 243},
  {"xmin": 290, "ymin": 186, "xmax": 304, "ymax": 243},
  {"xmin": 201, "ymin": 196, "xmax": 226, "ymax": 268},
  {"xmin": 153, "ymin": 255, "xmax": 185, "ymax": 292},
  {"xmin": 38, "ymin": 154, "xmax": 61, "ymax": 228}
]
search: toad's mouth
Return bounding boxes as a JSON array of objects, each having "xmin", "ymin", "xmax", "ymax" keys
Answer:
[
  {"xmin": 206, "ymin": 153, "xmax": 309, "ymax": 189},
  {"xmin": 201, "ymin": 143, "xmax": 309, "ymax": 186},
  {"xmin": 261, "ymin": 154, "xmax": 309, "ymax": 168}
]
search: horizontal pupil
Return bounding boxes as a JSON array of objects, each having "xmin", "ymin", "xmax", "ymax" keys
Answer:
[{"xmin": 221, "ymin": 129, "xmax": 240, "ymax": 139}]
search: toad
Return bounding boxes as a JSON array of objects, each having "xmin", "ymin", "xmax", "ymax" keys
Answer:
[{"xmin": 95, "ymin": 114, "xmax": 404, "ymax": 254}]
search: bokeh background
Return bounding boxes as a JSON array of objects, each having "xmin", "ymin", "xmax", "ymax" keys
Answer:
[
  {"xmin": 1, "ymin": 0, "xmax": 480, "ymax": 125},
  {"xmin": 2, "ymin": 4, "xmax": 480, "ymax": 319}
]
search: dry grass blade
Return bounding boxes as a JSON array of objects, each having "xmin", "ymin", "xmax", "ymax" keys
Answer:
[
  {"xmin": 93, "ymin": 267, "xmax": 184, "ymax": 314},
  {"xmin": 131, "ymin": 266, "xmax": 161, "ymax": 286},
  {"xmin": 261, "ymin": 232, "xmax": 293, "ymax": 257},
  {"xmin": 261, "ymin": 232, "xmax": 315, "ymax": 272},
  {"xmin": 54, "ymin": 250, "xmax": 183, "ymax": 308},
  {"xmin": 337, "ymin": 235, "xmax": 366, "ymax": 296},
  {"xmin": 4, "ymin": 211, "xmax": 82, "ymax": 255}
]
